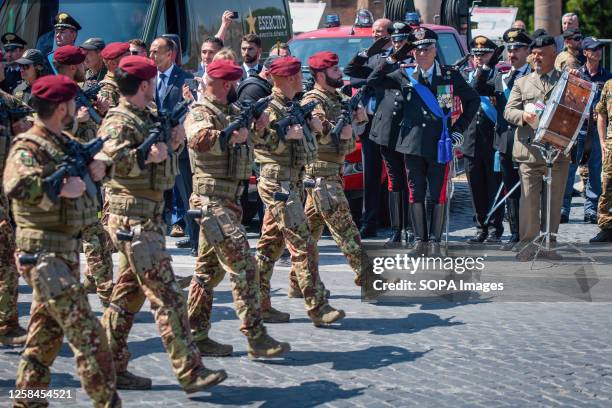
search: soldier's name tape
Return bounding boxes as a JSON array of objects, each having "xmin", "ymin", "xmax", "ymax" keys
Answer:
[{"xmin": 7, "ymin": 388, "xmax": 76, "ymax": 401}]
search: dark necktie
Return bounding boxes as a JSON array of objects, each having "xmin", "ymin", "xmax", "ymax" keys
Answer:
[
  {"xmin": 507, "ymin": 69, "xmax": 520, "ymax": 92},
  {"xmin": 158, "ymin": 73, "xmax": 167, "ymax": 93}
]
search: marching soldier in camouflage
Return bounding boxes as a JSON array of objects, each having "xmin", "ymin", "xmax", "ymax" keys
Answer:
[
  {"xmin": 253, "ymin": 56, "xmax": 345, "ymax": 326},
  {"xmin": 99, "ymin": 55, "xmax": 226, "ymax": 391},
  {"xmin": 53, "ymin": 44, "xmax": 115, "ymax": 307},
  {"xmin": 287, "ymin": 52, "xmax": 367, "ymax": 297},
  {"xmin": 3, "ymin": 75, "xmax": 121, "ymax": 407},
  {"xmin": 0, "ymin": 89, "xmax": 31, "ymax": 346},
  {"xmin": 98, "ymin": 42, "xmax": 130, "ymax": 110},
  {"xmin": 184, "ymin": 59, "xmax": 290, "ymax": 358},
  {"xmin": 591, "ymin": 79, "xmax": 612, "ymax": 242}
]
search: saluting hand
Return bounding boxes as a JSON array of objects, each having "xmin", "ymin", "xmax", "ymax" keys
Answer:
[{"xmin": 366, "ymin": 36, "xmax": 390, "ymax": 57}]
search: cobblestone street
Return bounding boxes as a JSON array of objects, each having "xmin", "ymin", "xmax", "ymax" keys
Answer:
[{"xmin": 1, "ymin": 181, "xmax": 611, "ymax": 407}]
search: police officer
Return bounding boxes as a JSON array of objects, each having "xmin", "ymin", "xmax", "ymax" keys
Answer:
[
  {"xmin": 491, "ymin": 28, "xmax": 532, "ymax": 249},
  {"xmin": 80, "ymin": 37, "xmax": 107, "ymax": 90},
  {"xmin": 286, "ymin": 51, "xmax": 368, "ymax": 296},
  {"xmin": 590, "ymin": 78, "xmax": 612, "ymax": 242},
  {"xmin": 1, "ymin": 32, "xmax": 27, "ymax": 94},
  {"xmin": 99, "ymin": 56, "xmax": 226, "ymax": 391},
  {"xmin": 344, "ymin": 18, "xmax": 392, "ymax": 238},
  {"xmin": 0, "ymin": 89, "xmax": 30, "ymax": 347},
  {"xmin": 98, "ymin": 42, "xmax": 131, "ymax": 110},
  {"xmin": 369, "ymin": 27, "xmax": 479, "ymax": 255},
  {"xmin": 366, "ymin": 21, "xmax": 416, "ymax": 245},
  {"xmin": 184, "ymin": 59, "xmax": 290, "ymax": 358},
  {"xmin": 463, "ymin": 35, "xmax": 505, "ymax": 243},
  {"xmin": 3, "ymin": 74, "xmax": 121, "ymax": 406},
  {"xmin": 13, "ymin": 49, "xmax": 50, "ymax": 106},
  {"xmin": 253, "ymin": 56, "xmax": 344, "ymax": 326}
]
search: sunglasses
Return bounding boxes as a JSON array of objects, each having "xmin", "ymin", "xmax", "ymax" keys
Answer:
[
  {"xmin": 570, "ymin": 36, "xmax": 583, "ymax": 41},
  {"xmin": 130, "ymin": 50, "xmax": 141, "ymax": 55}
]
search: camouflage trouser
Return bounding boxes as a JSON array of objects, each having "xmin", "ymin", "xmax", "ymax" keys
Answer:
[
  {"xmin": 598, "ymin": 148, "xmax": 612, "ymax": 229},
  {"xmin": 14, "ymin": 250, "xmax": 120, "ymax": 408},
  {"xmin": 82, "ymin": 220, "xmax": 114, "ymax": 306},
  {"xmin": 255, "ymin": 177, "xmax": 327, "ymax": 312},
  {"xmin": 289, "ymin": 176, "xmax": 363, "ymax": 290},
  {"xmin": 187, "ymin": 194, "xmax": 264, "ymax": 340},
  {"xmin": 0, "ymin": 206, "xmax": 19, "ymax": 334},
  {"xmin": 102, "ymin": 214, "xmax": 204, "ymax": 387}
]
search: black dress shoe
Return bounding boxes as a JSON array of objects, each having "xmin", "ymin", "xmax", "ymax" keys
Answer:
[
  {"xmin": 590, "ymin": 229, "xmax": 612, "ymax": 243},
  {"xmin": 560, "ymin": 213, "xmax": 569, "ymax": 224},
  {"xmin": 176, "ymin": 239, "xmax": 191, "ymax": 248},
  {"xmin": 359, "ymin": 226, "xmax": 377, "ymax": 238}
]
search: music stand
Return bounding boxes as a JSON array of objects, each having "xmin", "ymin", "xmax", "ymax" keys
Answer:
[{"xmin": 516, "ymin": 143, "xmax": 596, "ymax": 267}]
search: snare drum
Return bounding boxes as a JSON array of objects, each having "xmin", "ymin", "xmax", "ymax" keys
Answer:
[{"xmin": 534, "ymin": 71, "xmax": 596, "ymax": 155}]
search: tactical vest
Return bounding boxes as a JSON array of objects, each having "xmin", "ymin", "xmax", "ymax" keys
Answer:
[
  {"xmin": 10, "ymin": 132, "xmax": 98, "ymax": 251},
  {"xmin": 104, "ymin": 104, "xmax": 178, "ymax": 195},
  {"xmin": 190, "ymin": 98, "xmax": 251, "ymax": 199},
  {"xmin": 255, "ymin": 98, "xmax": 317, "ymax": 181},
  {"xmin": 303, "ymin": 88, "xmax": 354, "ymax": 177}
]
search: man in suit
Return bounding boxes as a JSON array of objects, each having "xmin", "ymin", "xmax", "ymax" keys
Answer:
[
  {"xmin": 504, "ymin": 35, "xmax": 569, "ymax": 261},
  {"xmin": 196, "ymin": 37, "xmax": 224, "ymax": 78},
  {"xmin": 150, "ymin": 37, "xmax": 197, "ymax": 253},
  {"xmin": 491, "ymin": 28, "xmax": 532, "ymax": 249},
  {"xmin": 368, "ymin": 27, "xmax": 479, "ymax": 255},
  {"xmin": 240, "ymin": 34, "xmax": 263, "ymax": 81},
  {"xmin": 344, "ymin": 18, "xmax": 392, "ymax": 238}
]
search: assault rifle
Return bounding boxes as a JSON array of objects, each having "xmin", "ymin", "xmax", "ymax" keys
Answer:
[
  {"xmin": 42, "ymin": 135, "xmax": 109, "ymax": 204},
  {"xmin": 136, "ymin": 99, "xmax": 190, "ymax": 170},
  {"xmin": 75, "ymin": 83, "xmax": 103, "ymax": 124},
  {"xmin": 0, "ymin": 98, "xmax": 33, "ymax": 124},
  {"xmin": 330, "ymin": 86, "xmax": 366, "ymax": 150},
  {"xmin": 219, "ymin": 95, "xmax": 272, "ymax": 151},
  {"xmin": 273, "ymin": 100, "xmax": 318, "ymax": 142}
]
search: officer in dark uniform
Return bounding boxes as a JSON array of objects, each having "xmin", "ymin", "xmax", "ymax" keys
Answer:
[
  {"xmin": 463, "ymin": 36, "xmax": 505, "ymax": 243},
  {"xmin": 344, "ymin": 18, "xmax": 393, "ymax": 238},
  {"xmin": 13, "ymin": 49, "xmax": 50, "ymax": 106},
  {"xmin": 363, "ymin": 21, "xmax": 415, "ymax": 245},
  {"xmin": 491, "ymin": 28, "xmax": 532, "ymax": 249},
  {"xmin": 368, "ymin": 27, "xmax": 479, "ymax": 254},
  {"xmin": 1, "ymin": 33, "xmax": 27, "ymax": 94},
  {"xmin": 47, "ymin": 12, "xmax": 82, "ymax": 73}
]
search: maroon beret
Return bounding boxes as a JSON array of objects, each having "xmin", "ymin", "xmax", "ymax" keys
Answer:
[
  {"xmin": 31, "ymin": 74, "xmax": 79, "ymax": 102},
  {"xmin": 100, "ymin": 42, "xmax": 130, "ymax": 60},
  {"xmin": 53, "ymin": 45, "xmax": 85, "ymax": 65},
  {"xmin": 206, "ymin": 59, "xmax": 243, "ymax": 81},
  {"xmin": 308, "ymin": 51, "xmax": 339, "ymax": 70},
  {"xmin": 118, "ymin": 55, "xmax": 157, "ymax": 80},
  {"xmin": 269, "ymin": 56, "xmax": 302, "ymax": 77}
]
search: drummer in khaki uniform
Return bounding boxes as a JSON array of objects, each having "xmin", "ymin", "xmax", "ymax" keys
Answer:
[
  {"xmin": 253, "ymin": 56, "xmax": 345, "ymax": 326},
  {"xmin": 287, "ymin": 51, "xmax": 368, "ymax": 296},
  {"xmin": 590, "ymin": 79, "xmax": 612, "ymax": 242},
  {"xmin": 183, "ymin": 59, "xmax": 290, "ymax": 358},
  {"xmin": 504, "ymin": 34, "xmax": 570, "ymax": 261}
]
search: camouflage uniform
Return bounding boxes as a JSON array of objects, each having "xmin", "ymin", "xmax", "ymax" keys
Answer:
[
  {"xmin": 597, "ymin": 79, "xmax": 612, "ymax": 230},
  {"xmin": 0, "ymin": 90, "xmax": 26, "ymax": 341},
  {"xmin": 253, "ymin": 87, "xmax": 328, "ymax": 314},
  {"xmin": 3, "ymin": 122, "xmax": 120, "ymax": 407},
  {"xmin": 12, "ymin": 82, "xmax": 33, "ymax": 106},
  {"xmin": 99, "ymin": 97, "xmax": 208, "ymax": 387},
  {"xmin": 554, "ymin": 49, "xmax": 581, "ymax": 71},
  {"xmin": 184, "ymin": 95, "xmax": 264, "ymax": 341},
  {"xmin": 98, "ymin": 72, "xmax": 121, "ymax": 109},
  {"xmin": 69, "ymin": 88, "xmax": 114, "ymax": 307},
  {"xmin": 288, "ymin": 86, "xmax": 366, "ymax": 291}
]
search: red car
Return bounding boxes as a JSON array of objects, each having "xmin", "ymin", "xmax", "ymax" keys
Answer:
[{"xmin": 288, "ymin": 22, "xmax": 469, "ymax": 225}]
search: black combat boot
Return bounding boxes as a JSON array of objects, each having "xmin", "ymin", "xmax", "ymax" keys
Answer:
[
  {"xmin": 402, "ymin": 198, "xmax": 415, "ymax": 248},
  {"xmin": 385, "ymin": 191, "xmax": 402, "ymax": 246},
  {"xmin": 410, "ymin": 202, "xmax": 428, "ymax": 256},
  {"xmin": 428, "ymin": 203, "xmax": 446, "ymax": 257}
]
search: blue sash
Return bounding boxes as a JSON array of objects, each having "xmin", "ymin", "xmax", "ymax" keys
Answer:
[
  {"xmin": 479, "ymin": 96, "xmax": 497, "ymax": 124},
  {"xmin": 405, "ymin": 67, "xmax": 453, "ymax": 164},
  {"xmin": 47, "ymin": 51, "xmax": 58, "ymax": 74}
]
